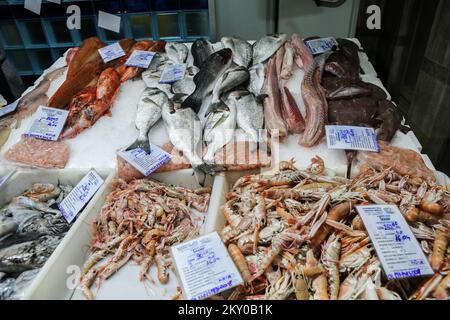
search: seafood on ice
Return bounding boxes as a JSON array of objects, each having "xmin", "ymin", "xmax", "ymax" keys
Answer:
[{"xmin": 78, "ymin": 178, "xmax": 211, "ymax": 300}]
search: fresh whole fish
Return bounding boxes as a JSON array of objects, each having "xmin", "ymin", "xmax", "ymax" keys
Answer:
[
  {"xmin": 226, "ymin": 90, "xmax": 264, "ymax": 146},
  {"xmin": 165, "ymin": 42, "xmax": 189, "ymax": 64},
  {"xmin": 0, "ymin": 235, "xmax": 62, "ymax": 274},
  {"xmin": 291, "ymin": 33, "xmax": 314, "ymax": 70},
  {"xmin": 300, "ymin": 53, "xmax": 330, "ymax": 147},
  {"xmin": 263, "ymin": 58, "xmax": 287, "ymax": 138},
  {"xmin": 221, "ymin": 37, "xmax": 253, "ymax": 67},
  {"xmin": 203, "ymin": 102, "xmax": 236, "ymax": 165},
  {"xmin": 171, "ymin": 66, "xmax": 198, "ymax": 99},
  {"xmin": 252, "ymin": 34, "xmax": 287, "ymax": 65},
  {"xmin": 162, "ymin": 102, "xmax": 208, "ymax": 186},
  {"xmin": 0, "ymin": 268, "xmax": 41, "ymax": 300},
  {"xmin": 248, "ymin": 63, "xmax": 266, "ymax": 99},
  {"xmin": 142, "ymin": 53, "xmax": 173, "ymax": 98},
  {"xmin": 182, "ymin": 49, "xmax": 233, "ymax": 113},
  {"xmin": 126, "ymin": 88, "xmax": 166, "ymax": 153},
  {"xmin": 281, "ymin": 42, "xmax": 295, "ymax": 80},
  {"xmin": 11, "ymin": 197, "xmax": 61, "ymax": 215},
  {"xmin": 191, "ymin": 39, "xmax": 215, "ymax": 68},
  {"xmin": 207, "ymin": 65, "xmax": 250, "ymax": 114},
  {"xmin": 17, "ymin": 213, "xmax": 69, "ymax": 236}
]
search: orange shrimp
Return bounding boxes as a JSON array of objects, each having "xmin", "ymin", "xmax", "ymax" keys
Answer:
[
  {"xmin": 430, "ymin": 230, "xmax": 448, "ymax": 271},
  {"xmin": 228, "ymin": 244, "xmax": 252, "ymax": 284}
]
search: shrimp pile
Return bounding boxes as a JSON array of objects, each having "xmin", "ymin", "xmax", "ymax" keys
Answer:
[
  {"xmin": 220, "ymin": 158, "xmax": 449, "ymax": 300},
  {"xmin": 79, "ymin": 178, "xmax": 211, "ymax": 300}
]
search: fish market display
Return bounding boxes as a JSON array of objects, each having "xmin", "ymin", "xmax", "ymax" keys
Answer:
[
  {"xmin": 78, "ymin": 178, "xmax": 211, "ymax": 300},
  {"xmin": 221, "ymin": 37, "xmax": 253, "ymax": 68},
  {"xmin": 182, "ymin": 49, "xmax": 233, "ymax": 113},
  {"xmin": 218, "ymin": 158, "xmax": 449, "ymax": 300},
  {"xmin": 191, "ymin": 39, "xmax": 215, "ymax": 68},
  {"xmin": 0, "ymin": 183, "xmax": 72, "ymax": 300},
  {"xmin": 5, "ymin": 137, "xmax": 70, "ymax": 169},
  {"xmin": 165, "ymin": 42, "xmax": 189, "ymax": 65},
  {"xmin": 252, "ymin": 34, "xmax": 288, "ymax": 65}
]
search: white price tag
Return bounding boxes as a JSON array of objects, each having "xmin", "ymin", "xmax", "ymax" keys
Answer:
[
  {"xmin": 305, "ymin": 37, "xmax": 338, "ymax": 55},
  {"xmin": 118, "ymin": 144, "xmax": 172, "ymax": 176},
  {"xmin": 357, "ymin": 205, "xmax": 434, "ymax": 280},
  {"xmin": 125, "ymin": 50, "xmax": 155, "ymax": 69},
  {"xmin": 24, "ymin": 106, "xmax": 69, "ymax": 141},
  {"xmin": 59, "ymin": 170, "xmax": 104, "ymax": 224},
  {"xmin": 159, "ymin": 64, "xmax": 187, "ymax": 84},
  {"xmin": 171, "ymin": 232, "xmax": 244, "ymax": 300},
  {"xmin": 0, "ymin": 100, "xmax": 19, "ymax": 118},
  {"xmin": 326, "ymin": 125, "xmax": 379, "ymax": 152},
  {"xmin": 0, "ymin": 170, "xmax": 16, "ymax": 189},
  {"xmin": 98, "ymin": 42, "xmax": 126, "ymax": 63}
]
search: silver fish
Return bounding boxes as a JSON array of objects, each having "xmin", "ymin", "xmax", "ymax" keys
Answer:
[
  {"xmin": 248, "ymin": 63, "xmax": 266, "ymax": 98},
  {"xmin": 126, "ymin": 88, "xmax": 166, "ymax": 153},
  {"xmin": 0, "ymin": 268, "xmax": 40, "ymax": 300},
  {"xmin": 17, "ymin": 212, "xmax": 69, "ymax": 236},
  {"xmin": 0, "ymin": 235, "xmax": 62, "ymax": 274},
  {"xmin": 165, "ymin": 42, "xmax": 189, "ymax": 64},
  {"xmin": 191, "ymin": 39, "xmax": 215, "ymax": 68},
  {"xmin": 10, "ymin": 197, "xmax": 61, "ymax": 215},
  {"xmin": 182, "ymin": 49, "xmax": 233, "ymax": 113},
  {"xmin": 225, "ymin": 90, "xmax": 264, "ymax": 145},
  {"xmin": 172, "ymin": 66, "xmax": 197, "ymax": 99},
  {"xmin": 203, "ymin": 103, "xmax": 236, "ymax": 165},
  {"xmin": 142, "ymin": 53, "xmax": 173, "ymax": 97},
  {"xmin": 0, "ymin": 205, "xmax": 42, "ymax": 238},
  {"xmin": 221, "ymin": 37, "xmax": 253, "ymax": 68},
  {"xmin": 252, "ymin": 34, "xmax": 288, "ymax": 65},
  {"xmin": 207, "ymin": 65, "xmax": 250, "ymax": 114},
  {"xmin": 162, "ymin": 103, "xmax": 207, "ymax": 186}
]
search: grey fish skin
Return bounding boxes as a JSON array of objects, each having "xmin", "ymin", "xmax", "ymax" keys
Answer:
[
  {"xmin": 248, "ymin": 63, "xmax": 266, "ymax": 98},
  {"xmin": 221, "ymin": 37, "xmax": 253, "ymax": 68},
  {"xmin": 0, "ymin": 235, "xmax": 62, "ymax": 274},
  {"xmin": 252, "ymin": 34, "xmax": 288, "ymax": 65},
  {"xmin": 165, "ymin": 42, "xmax": 189, "ymax": 64},
  {"xmin": 203, "ymin": 103, "xmax": 236, "ymax": 165},
  {"xmin": 0, "ymin": 268, "xmax": 40, "ymax": 300},
  {"xmin": 127, "ymin": 88, "xmax": 166, "ymax": 153},
  {"xmin": 225, "ymin": 90, "xmax": 264, "ymax": 145},
  {"xmin": 10, "ymin": 197, "xmax": 61, "ymax": 215},
  {"xmin": 162, "ymin": 102, "xmax": 207, "ymax": 186},
  {"xmin": 207, "ymin": 65, "xmax": 250, "ymax": 114},
  {"xmin": 171, "ymin": 66, "xmax": 198, "ymax": 100},
  {"xmin": 182, "ymin": 49, "xmax": 233, "ymax": 113},
  {"xmin": 191, "ymin": 39, "xmax": 215, "ymax": 68},
  {"xmin": 142, "ymin": 53, "xmax": 174, "ymax": 99}
]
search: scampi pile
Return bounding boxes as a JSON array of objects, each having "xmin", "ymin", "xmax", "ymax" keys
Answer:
[
  {"xmin": 219, "ymin": 158, "xmax": 449, "ymax": 300},
  {"xmin": 0, "ymin": 183, "xmax": 73, "ymax": 300},
  {"xmin": 79, "ymin": 178, "xmax": 211, "ymax": 300}
]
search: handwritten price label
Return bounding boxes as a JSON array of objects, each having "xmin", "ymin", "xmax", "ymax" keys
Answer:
[
  {"xmin": 98, "ymin": 42, "xmax": 126, "ymax": 63},
  {"xmin": 24, "ymin": 106, "xmax": 69, "ymax": 141},
  {"xmin": 357, "ymin": 205, "xmax": 434, "ymax": 280},
  {"xmin": 125, "ymin": 50, "xmax": 155, "ymax": 68},
  {"xmin": 326, "ymin": 125, "xmax": 379, "ymax": 152},
  {"xmin": 171, "ymin": 232, "xmax": 243, "ymax": 300},
  {"xmin": 59, "ymin": 170, "xmax": 104, "ymax": 223},
  {"xmin": 117, "ymin": 144, "xmax": 171, "ymax": 176},
  {"xmin": 159, "ymin": 64, "xmax": 186, "ymax": 84}
]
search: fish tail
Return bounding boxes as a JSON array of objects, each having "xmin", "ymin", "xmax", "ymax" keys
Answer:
[{"xmin": 125, "ymin": 138, "xmax": 151, "ymax": 154}]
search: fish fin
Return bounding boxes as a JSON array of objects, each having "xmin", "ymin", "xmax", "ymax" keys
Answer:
[
  {"xmin": 125, "ymin": 138, "xmax": 151, "ymax": 154},
  {"xmin": 181, "ymin": 95, "xmax": 202, "ymax": 113}
]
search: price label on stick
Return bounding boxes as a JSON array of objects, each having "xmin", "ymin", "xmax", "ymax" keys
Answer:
[
  {"xmin": 305, "ymin": 37, "xmax": 338, "ymax": 55},
  {"xmin": 171, "ymin": 232, "xmax": 244, "ymax": 300},
  {"xmin": 117, "ymin": 144, "xmax": 172, "ymax": 176},
  {"xmin": 0, "ymin": 100, "xmax": 19, "ymax": 118},
  {"xmin": 98, "ymin": 42, "xmax": 126, "ymax": 63},
  {"xmin": 326, "ymin": 125, "xmax": 379, "ymax": 152},
  {"xmin": 159, "ymin": 64, "xmax": 187, "ymax": 83},
  {"xmin": 59, "ymin": 170, "xmax": 104, "ymax": 224},
  {"xmin": 125, "ymin": 50, "xmax": 155, "ymax": 68},
  {"xmin": 357, "ymin": 205, "xmax": 434, "ymax": 280},
  {"xmin": 24, "ymin": 106, "xmax": 69, "ymax": 141}
]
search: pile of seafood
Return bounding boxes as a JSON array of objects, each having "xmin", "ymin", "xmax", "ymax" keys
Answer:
[
  {"xmin": 78, "ymin": 178, "xmax": 211, "ymax": 300},
  {"xmin": 219, "ymin": 158, "xmax": 449, "ymax": 300},
  {"xmin": 0, "ymin": 183, "xmax": 73, "ymax": 300}
]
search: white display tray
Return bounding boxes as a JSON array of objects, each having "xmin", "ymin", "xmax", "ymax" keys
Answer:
[{"xmin": 0, "ymin": 168, "xmax": 113, "ymax": 300}]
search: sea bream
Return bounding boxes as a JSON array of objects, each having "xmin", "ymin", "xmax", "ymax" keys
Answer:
[
  {"xmin": 203, "ymin": 102, "xmax": 236, "ymax": 165},
  {"xmin": 191, "ymin": 39, "xmax": 215, "ymax": 68},
  {"xmin": 165, "ymin": 42, "xmax": 189, "ymax": 64},
  {"xmin": 126, "ymin": 88, "xmax": 167, "ymax": 153},
  {"xmin": 221, "ymin": 37, "xmax": 253, "ymax": 68},
  {"xmin": 162, "ymin": 102, "xmax": 208, "ymax": 186},
  {"xmin": 182, "ymin": 49, "xmax": 233, "ymax": 113},
  {"xmin": 252, "ymin": 34, "xmax": 288, "ymax": 65},
  {"xmin": 171, "ymin": 66, "xmax": 199, "ymax": 100},
  {"xmin": 142, "ymin": 53, "xmax": 173, "ymax": 98},
  {"xmin": 207, "ymin": 65, "xmax": 250, "ymax": 114},
  {"xmin": 248, "ymin": 63, "xmax": 266, "ymax": 99}
]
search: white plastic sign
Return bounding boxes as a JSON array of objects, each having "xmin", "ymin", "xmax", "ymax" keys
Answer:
[
  {"xmin": 24, "ymin": 106, "xmax": 69, "ymax": 141},
  {"xmin": 0, "ymin": 100, "xmax": 19, "ymax": 118},
  {"xmin": 118, "ymin": 144, "xmax": 172, "ymax": 176},
  {"xmin": 171, "ymin": 232, "xmax": 244, "ymax": 300},
  {"xmin": 357, "ymin": 205, "xmax": 434, "ymax": 280},
  {"xmin": 305, "ymin": 37, "xmax": 338, "ymax": 55},
  {"xmin": 59, "ymin": 170, "xmax": 104, "ymax": 223},
  {"xmin": 326, "ymin": 125, "xmax": 379, "ymax": 152},
  {"xmin": 159, "ymin": 64, "xmax": 187, "ymax": 84},
  {"xmin": 125, "ymin": 50, "xmax": 155, "ymax": 68},
  {"xmin": 98, "ymin": 42, "xmax": 126, "ymax": 63}
]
